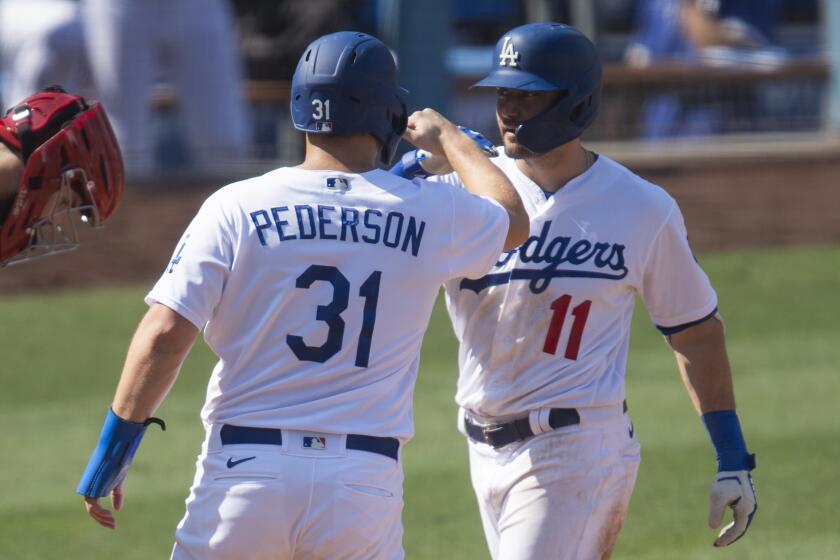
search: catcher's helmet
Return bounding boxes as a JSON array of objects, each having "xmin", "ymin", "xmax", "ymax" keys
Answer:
[
  {"xmin": 291, "ymin": 31, "xmax": 408, "ymax": 165},
  {"xmin": 0, "ymin": 86, "xmax": 124, "ymax": 266},
  {"xmin": 473, "ymin": 23, "xmax": 602, "ymax": 154}
]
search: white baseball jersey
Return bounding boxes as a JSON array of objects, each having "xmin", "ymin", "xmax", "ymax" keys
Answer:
[
  {"xmin": 146, "ymin": 167, "xmax": 508, "ymax": 440},
  {"xmin": 437, "ymin": 152, "xmax": 717, "ymax": 417}
]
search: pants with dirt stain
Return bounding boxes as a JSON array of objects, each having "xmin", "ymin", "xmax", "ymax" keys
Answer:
[{"xmin": 465, "ymin": 405, "xmax": 640, "ymax": 560}]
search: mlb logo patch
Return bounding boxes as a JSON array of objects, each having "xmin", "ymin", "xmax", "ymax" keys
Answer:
[
  {"xmin": 326, "ymin": 177, "xmax": 350, "ymax": 190},
  {"xmin": 303, "ymin": 436, "xmax": 327, "ymax": 450},
  {"xmin": 316, "ymin": 121, "xmax": 333, "ymax": 132}
]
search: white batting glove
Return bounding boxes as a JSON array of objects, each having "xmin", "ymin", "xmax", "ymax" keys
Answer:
[{"xmin": 708, "ymin": 469, "xmax": 757, "ymax": 547}]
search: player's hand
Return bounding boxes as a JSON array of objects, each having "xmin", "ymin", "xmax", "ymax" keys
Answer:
[
  {"xmin": 419, "ymin": 127, "xmax": 496, "ymax": 175},
  {"xmin": 83, "ymin": 481, "xmax": 124, "ymax": 530},
  {"xmin": 708, "ymin": 470, "xmax": 757, "ymax": 547},
  {"xmin": 403, "ymin": 108, "xmax": 460, "ymax": 156}
]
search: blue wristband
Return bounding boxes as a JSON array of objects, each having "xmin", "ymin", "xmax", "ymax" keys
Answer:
[
  {"xmin": 389, "ymin": 149, "xmax": 431, "ymax": 179},
  {"xmin": 701, "ymin": 410, "xmax": 755, "ymax": 472},
  {"xmin": 76, "ymin": 408, "xmax": 165, "ymax": 498}
]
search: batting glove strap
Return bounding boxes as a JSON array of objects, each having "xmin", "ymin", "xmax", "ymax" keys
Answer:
[
  {"xmin": 708, "ymin": 469, "xmax": 758, "ymax": 547},
  {"xmin": 456, "ymin": 125, "xmax": 498, "ymax": 157},
  {"xmin": 389, "ymin": 126, "xmax": 497, "ymax": 179},
  {"xmin": 389, "ymin": 149, "xmax": 431, "ymax": 179},
  {"xmin": 702, "ymin": 410, "xmax": 754, "ymax": 472},
  {"xmin": 76, "ymin": 408, "xmax": 165, "ymax": 498}
]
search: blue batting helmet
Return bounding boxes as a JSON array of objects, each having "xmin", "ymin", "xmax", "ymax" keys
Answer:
[
  {"xmin": 291, "ymin": 31, "xmax": 408, "ymax": 165},
  {"xmin": 473, "ymin": 23, "xmax": 602, "ymax": 154}
]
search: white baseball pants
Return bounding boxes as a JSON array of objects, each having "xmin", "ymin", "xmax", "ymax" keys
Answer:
[
  {"xmin": 465, "ymin": 406, "xmax": 640, "ymax": 560},
  {"xmin": 170, "ymin": 427, "xmax": 404, "ymax": 560}
]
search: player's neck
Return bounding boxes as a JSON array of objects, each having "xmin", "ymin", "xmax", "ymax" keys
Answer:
[
  {"xmin": 298, "ymin": 134, "xmax": 379, "ymax": 173},
  {"xmin": 514, "ymin": 140, "xmax": 592, "ymax": 193}
]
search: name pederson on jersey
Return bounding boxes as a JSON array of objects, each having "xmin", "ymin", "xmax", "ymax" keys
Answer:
[
  {"xmin": 146, "ymin": 167, "xmax": 508, "ymax": 441},
  {"xmin": 437, "ymin": 153, "xmax": 717, "ymax": 418}
]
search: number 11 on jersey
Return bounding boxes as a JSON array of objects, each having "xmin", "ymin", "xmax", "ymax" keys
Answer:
[{"xmin": 543, "ymin": 294, "xmax": 592, "ymax": 360}]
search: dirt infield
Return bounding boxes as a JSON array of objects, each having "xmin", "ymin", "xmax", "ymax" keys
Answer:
[{"xmin": 2, "ymin": 155, "xmax": 839, "ymax": 294}]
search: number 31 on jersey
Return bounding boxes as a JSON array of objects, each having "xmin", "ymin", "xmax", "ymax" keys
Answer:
[{"xmin": 287, "ymin": 265, "xmax": 381, "ymax": 368}]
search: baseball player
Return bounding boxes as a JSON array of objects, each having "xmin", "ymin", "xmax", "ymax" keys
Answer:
[
  {"xmin": 76, "ymin": 31, "xmax": 528, "ymax": 559},
  {"xmin": 0, "ymin": 86, "xmax": 124, "ymax": 267},
  {"xmin": 392, "ymin": 23, "xmax": 757, "ymax": 559}
]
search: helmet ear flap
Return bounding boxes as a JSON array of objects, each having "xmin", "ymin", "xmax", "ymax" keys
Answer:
[
  {"xmin": 570, "ymin": 92, "xmax": 598, "ymax": 125},
  {"xmin": 515, "ymin": 87, "xmax": 598, "ymax": 153},
  {"xmin": 569, "ymin": 101, "xmax": 585, "ymax": 123},
  {"xmin": 378, "ymin": 101, "xmax": 408, "ymax": 166},
  {"xmin": 392, "ymin": 103, "xmax": 408, "ymax": 135}
]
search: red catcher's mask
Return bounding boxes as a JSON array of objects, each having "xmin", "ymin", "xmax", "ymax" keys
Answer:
[{"xmin": 0, "ymin": 87, "xmax": 124, "ymax": 266}]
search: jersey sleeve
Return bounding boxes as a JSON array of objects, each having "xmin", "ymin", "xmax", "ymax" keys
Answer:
[
  {"xmin": 145, "ymin": 192, "xmax": 234, "ymax": 330},
  {"xmin": 640, "ymin": 202, "xmax": 718, "ymax": 334},
  {"xmin": 441, "ymin": 183, "xmax": 509, "ymax": 280},
  {"xmin": 427, "ymin": 170, "xmax": 464, "ymax": 188}
]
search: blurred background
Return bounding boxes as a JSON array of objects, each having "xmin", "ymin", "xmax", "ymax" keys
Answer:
[
  {"xmin": 1, "ymin": 0, "xmax": 836, "ymax": 176},
  {"xmin": 1, "ymin": 1, "xmax": 839, "ymax": 559}
]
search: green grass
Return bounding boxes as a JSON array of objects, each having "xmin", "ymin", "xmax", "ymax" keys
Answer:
[{"xmin": 1, "ymin": 244, "xmax": 838, "ymax": 559}]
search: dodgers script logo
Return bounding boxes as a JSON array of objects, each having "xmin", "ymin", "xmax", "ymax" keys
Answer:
[
  {"xmin": 499, "ymin": 36, "xmax": 520, "ymax": 67},
  {"xmin": 460, "ymin": 221, "xmax": 629, "ymax": 294}
]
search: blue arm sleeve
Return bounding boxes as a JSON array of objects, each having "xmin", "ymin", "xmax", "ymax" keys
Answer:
[
  {"xmin": 702, "ymin": 410, "xmax": 756, "ymax": 472},
  {"xmin": 76, "ymin": 408, "xmax": 166, "ymax": 498}
]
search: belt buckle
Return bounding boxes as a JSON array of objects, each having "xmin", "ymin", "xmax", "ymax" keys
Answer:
[{"xmin": 481, "ymin": 423, "xmax": 505, "ymax": 446}]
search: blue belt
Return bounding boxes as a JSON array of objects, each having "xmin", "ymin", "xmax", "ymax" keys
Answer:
[{"xmin": 219, "ymin": 424, "xmax": 399, "ymax": 461}]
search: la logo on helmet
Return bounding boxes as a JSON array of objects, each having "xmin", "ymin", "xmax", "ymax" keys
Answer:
[{"xmin": 498, "ymin": 37, "xmax": 519, "ymax": 67}]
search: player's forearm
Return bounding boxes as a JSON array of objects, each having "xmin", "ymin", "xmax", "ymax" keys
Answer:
[
  {"xmin": 668, "ymin": 317, "xmax": 736, "ymax": 414},
  {"xmin": 439, "ymin": 128, "xmax": 529, "ymax": 249},
  {"xmin": 112, "ymin": 304, "xmax": 198, "ymax": 422},
  {"xmin": 419, "ymin": 152, "xmax": 453, "ymax": 175}
]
